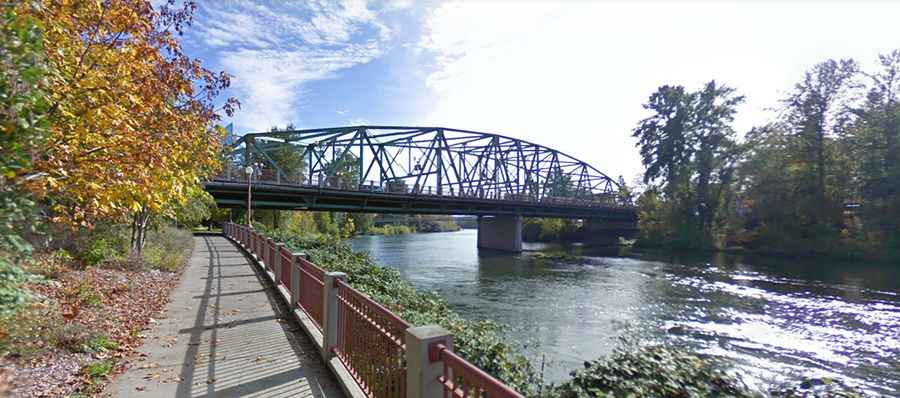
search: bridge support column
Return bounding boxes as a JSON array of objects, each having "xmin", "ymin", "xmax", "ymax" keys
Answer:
[{"xmin": 477, "ymin": 215, "xmax": 522, "ymax": 252}]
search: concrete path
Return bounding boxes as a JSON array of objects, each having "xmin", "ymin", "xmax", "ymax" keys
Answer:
[{"xmin": 107, "ymin": 235, "xmax": 344, "ymax": 398}]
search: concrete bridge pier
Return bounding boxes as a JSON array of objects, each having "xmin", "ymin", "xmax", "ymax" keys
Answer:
[{"xmin": 477, "ymin": 215, "xmax": 523, "ymax": 252}]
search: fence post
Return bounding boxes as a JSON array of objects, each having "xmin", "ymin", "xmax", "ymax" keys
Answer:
[
  {"xmin": 274, "ymin": 243, "xmax": 285, "ymax": 284},
  {"xmin": 265, "ymin": 237, "xmax": 271, "ymax": 267},
  {"xmin": 270, "ymin": 239, "xmax": 277, "ymax": 273},
  {"xmin": 264, "ymin": 237, "xmax": 271, "ymax": 269},
  {"xmin": 290, "ymin": 252, "xmax": 305, "ymax": 306},
  {"xmin": 322, "ymin": 272, "xmax": 347, "ymax": 360},
  {"xmin": 405, "ymin": 325, "xmax": 453, "ymax": 398}
]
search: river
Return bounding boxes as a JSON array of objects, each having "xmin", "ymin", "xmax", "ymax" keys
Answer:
[{"xmin": 348, "ymin": 229, "xmax": 899, "ymax": 395}]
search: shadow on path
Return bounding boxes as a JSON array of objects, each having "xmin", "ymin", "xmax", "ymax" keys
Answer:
[{"xmin": 106, "ymin": 235, "xmax": 343, "ymax": 398}]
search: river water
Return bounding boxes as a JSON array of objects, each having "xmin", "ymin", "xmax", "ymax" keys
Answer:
[{"xmin": 348, "ymin": 229, "xmax": 899, "ymax": 395}]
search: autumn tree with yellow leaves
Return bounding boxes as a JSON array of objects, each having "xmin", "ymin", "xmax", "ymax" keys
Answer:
[{"xmin": 23, "ymin": 0, "xmax": 237, "ymax": 252}]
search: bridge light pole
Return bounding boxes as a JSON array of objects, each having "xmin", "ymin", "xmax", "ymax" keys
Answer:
[{"xmin": 245, "ymin": 165, "xmax": 254, "ymax": 227}]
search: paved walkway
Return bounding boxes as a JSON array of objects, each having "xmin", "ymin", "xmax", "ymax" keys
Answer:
[{"xmin": 107, "ymin": 235, "xmax": 343, "ymax": 398}]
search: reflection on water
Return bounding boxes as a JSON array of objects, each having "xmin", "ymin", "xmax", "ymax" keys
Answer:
[{"xmin": 348, "ymin": 229, "xmax": 900, "ymax": 394}]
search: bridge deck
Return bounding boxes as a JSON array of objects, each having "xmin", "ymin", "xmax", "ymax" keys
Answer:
[
  {"xmin": 206, "ymin": 180, "xmax": 638, "ymax": 220},
  {"xmin": 107, "ymin": 235, "xmax": 343, "ymax": 398}
]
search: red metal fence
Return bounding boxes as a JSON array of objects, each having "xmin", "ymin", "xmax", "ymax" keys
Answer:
[
  {"xmin": 297, "ymin": 256, "xmax": 325, "ymax": 330},
  {"xmin": 430, "ymin": 343, "xmax": 524, "ymax": 398},
  {"xmin": 222, "ymin": 223, "xmax": 522, "ymax": 398},
  {"xmin": 334, "ymin": 279, "xmax": 409, "ymax": 398},
  {"xmin": 279, "ymin": 246, "xmax": 292, "ymax": 289}
]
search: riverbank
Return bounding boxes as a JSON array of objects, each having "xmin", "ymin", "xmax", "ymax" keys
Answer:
[
  {"xmin": 634, "ymin": 238, "xmax": 900, "ymax": 265},
  {"xmin": 276, "ymin": 228, "xmax": 880, "ymax": 397},
  {"xmin": 362, "ymin": 219, "xmax": 462, "ymax": 236}
]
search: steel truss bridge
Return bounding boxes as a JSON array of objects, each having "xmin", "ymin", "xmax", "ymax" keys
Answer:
[{"xmin": 206, "ymin": 126, "xmax": 637, "ymax": 223}]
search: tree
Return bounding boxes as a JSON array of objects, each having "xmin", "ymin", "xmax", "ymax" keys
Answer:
[
  {"xmin": 0, "ymin": 4, "xmax": 48, "ymax": 317},
  {"xmin": 782, "ymin": 59, "xmax": 858, "ymax": 223},
  {"xmin": 632, "ymin": 81, "xmax": 744, "ymax": 248},
  {"xmin": 854, "ymin": 51, "xmax": 900, "ymax": 248},
  {"xmin": 349, "ymin": 213, "xmax": 376, "ymax": 234},
  {"xmin": 255, "ymin": 126, "xmax": 306, "ymax": 183},
  {"xmin": 324, "ymin": 152, "xmax": 360, "ymax": 189},
  {"xmin": 23, "ymin": 0, "xmax": 237, "ymax": 252}
]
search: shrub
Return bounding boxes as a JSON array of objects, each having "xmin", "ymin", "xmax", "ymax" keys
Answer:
[
  {"xmin": 81, "ymin": 237, "xmax": 123, "ymax": 266},
  {"xmin": 0, "ymin": 256, "xmax": 37, "ymax": 317},
  {"xmin": 554, "ymin": 345, "xmax": 753, "ymax": 398}
]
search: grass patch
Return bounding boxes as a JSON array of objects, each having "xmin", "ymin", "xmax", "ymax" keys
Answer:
[
  {"xmin": 82, "ymin": 359, "xmax": 114, "ymax": 394},
  {"xmin": 82, "ymin": 360, "xmax": 112, "ymax": 378},
  {"xmin": 82, "ymin": 334, "xmax": 118, "ymax": 353},
  {"xmin": 141, "ymin": 227, "xmax": 192, "ymax": 272}
]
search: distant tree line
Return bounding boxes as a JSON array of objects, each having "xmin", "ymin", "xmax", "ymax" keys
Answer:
[{"xmin": 633, "ymin": 51, "xmax": 900, "ymax": 259}]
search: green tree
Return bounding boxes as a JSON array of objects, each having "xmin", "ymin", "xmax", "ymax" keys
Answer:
[
  {"xmin": 782, "ymin": 59, "xmax": 858, "ymax": 224},
  {"xmin": 853, "ymin": 51, "xmax": 900, "ymax": 250},
  {"xmin": 0, "ymin": 5, "xmax": 47, "ymax": 316},
  {"xmin": 1, "ymin": 5, "xmax": 47, "ymax": 251},
  {"xmin": 632, "ymin": 81, "xmax": 744, "ymax": 248}
]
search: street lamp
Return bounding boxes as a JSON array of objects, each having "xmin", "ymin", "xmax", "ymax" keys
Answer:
[{"xmin": 245, "ymin": 165, "xmax": 254, "ymax": 227}]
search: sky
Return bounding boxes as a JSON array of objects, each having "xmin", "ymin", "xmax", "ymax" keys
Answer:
[{"xmin": 177, "ymin": 0, "xmax": 900, "ymax": 182}]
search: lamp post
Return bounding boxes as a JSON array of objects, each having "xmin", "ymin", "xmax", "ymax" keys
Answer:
[{"xmin": 245, "ymin": 165, "xmax": 254, "ymax": 227}]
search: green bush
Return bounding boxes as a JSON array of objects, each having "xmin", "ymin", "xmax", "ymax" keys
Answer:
[
  {"xmin": 0, "ymin": 256, "xmax": 36, "ymax": 317},
  {"xmin": 81, "ymin": 237, "xmax": 123, "ymax": 266},
  {"xmin": 554, "ymin": 345, "xmax": 753, "ymax": 398}
]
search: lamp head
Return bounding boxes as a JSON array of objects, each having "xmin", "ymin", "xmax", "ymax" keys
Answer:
[{"xmin": 245, "ymin": 165, "xmax": 254, "ymax": 174}]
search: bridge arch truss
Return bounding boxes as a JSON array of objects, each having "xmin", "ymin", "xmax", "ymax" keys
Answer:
[{"xmin": 220, "ymin": 125, "xmax": 628, "ymax": 208}]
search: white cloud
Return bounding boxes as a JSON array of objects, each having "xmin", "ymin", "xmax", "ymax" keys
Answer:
[
  {"xmin": 418, "ymin": 1, "xmax": 900, "ymax": 181},
  {"xmin": 194, "ymin": 0, "xmax": 392, "ymax": 130},
  {"xmin": 348, "ymin": 117, "xmax": 371, "ymax": 126}
]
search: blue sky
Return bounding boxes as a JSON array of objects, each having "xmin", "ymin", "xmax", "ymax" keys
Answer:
[{"xmin": 177, "ymin": 0, "xmax": 900, "ymax": 181}]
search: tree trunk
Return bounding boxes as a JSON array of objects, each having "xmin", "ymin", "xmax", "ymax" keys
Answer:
[{"xmin": 130, "ymin": 209, "xmax": 152, "ymax": 254}]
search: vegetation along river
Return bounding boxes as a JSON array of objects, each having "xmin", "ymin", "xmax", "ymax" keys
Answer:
[{"xmin": 348, "ymin": 229, "xmax": 899, "ymax": 395}]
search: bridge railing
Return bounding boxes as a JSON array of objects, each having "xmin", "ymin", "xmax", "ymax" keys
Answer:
[
  {"xmin": 214, "ymin": 164, "xmax": 633, "ymax": 209},
  {"xmin": 222, "ymin": 222, "xmax": 523, "ymax": 398}
]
